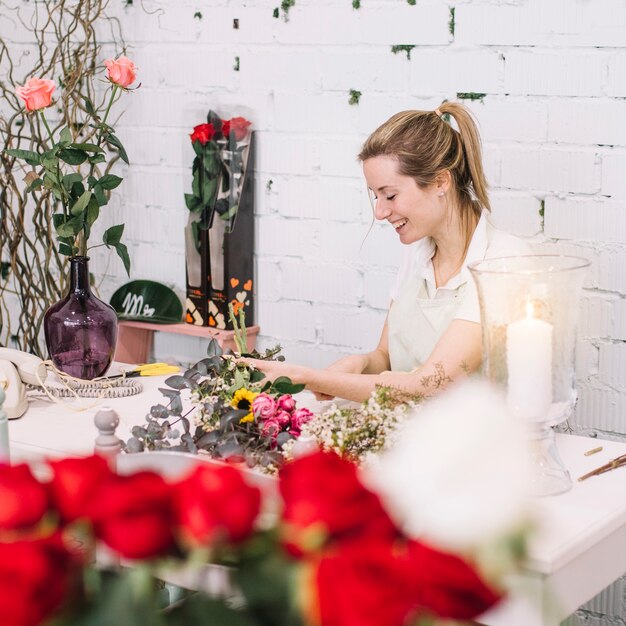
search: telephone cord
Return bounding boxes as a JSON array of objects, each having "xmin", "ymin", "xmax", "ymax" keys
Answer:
[{"xmin": 30, "ymin": 362, "xmax": 143, "ymax": 412}]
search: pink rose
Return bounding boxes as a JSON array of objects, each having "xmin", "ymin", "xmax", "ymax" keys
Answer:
[
  {"xmin": 15, "ymin": 78, "xmax": 56, "ymax": 112},
  {"xmin": 277, "ymin": 394, "xmax": 296, "ymax": 412},
  {"xmin": 291, "ymin": 407, "xmax": 314, "ymax": 433},
  {"xmin": 253, "ymin": 393, "xmax": 276, "ymax": 421},
  {"xmin": 274, "ymin": 410, "xmax": 291, "ymax": 428},
  {"xmin": 104, "ymin": 56, "xmax": 137, "ymax": 88},
  {"xmin": 260, "ymin": 418, "xmax": 281, "ymax": 441}
]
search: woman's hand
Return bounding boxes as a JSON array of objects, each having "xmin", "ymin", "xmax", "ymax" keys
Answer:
[{"xmin": 237, "ymin": 357, "xmax": 306, "ymax": 385}]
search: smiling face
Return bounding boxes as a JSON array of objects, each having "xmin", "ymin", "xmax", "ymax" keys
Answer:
[{"xmin": 363, "ymin": 155, "xmax": 447, "ymax": 245}]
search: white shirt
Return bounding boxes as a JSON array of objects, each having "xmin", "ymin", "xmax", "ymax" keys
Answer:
[{"xmin": 390, "ymin": 212, "xmax": 533, "ymax": 324}]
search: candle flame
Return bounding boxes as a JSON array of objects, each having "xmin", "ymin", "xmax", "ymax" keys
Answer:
[{"xmin": 526, "ymin": 301, "xmax": 534, "ymax": 319}]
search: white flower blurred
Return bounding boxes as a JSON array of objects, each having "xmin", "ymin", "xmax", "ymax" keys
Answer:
[{"xmin": 363, "ymin": 380, "xmax": 533, "ymax": 553}]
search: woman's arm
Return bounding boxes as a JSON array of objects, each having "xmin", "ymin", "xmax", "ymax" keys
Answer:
[{"xmin": 246, "ymin": 319, "xmax": 482, "ymax": 403}]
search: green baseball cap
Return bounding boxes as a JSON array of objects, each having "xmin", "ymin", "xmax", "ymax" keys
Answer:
[{"xmin": 110, "ymin": 280, "xmax": 184, "ymax": 324}]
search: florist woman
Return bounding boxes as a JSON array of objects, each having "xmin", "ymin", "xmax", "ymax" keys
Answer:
[{"xmin": 249, "ymin": 101, "xmax": 530, "ymax": 402}]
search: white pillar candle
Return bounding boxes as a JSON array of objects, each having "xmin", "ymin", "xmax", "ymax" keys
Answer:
[{"xmin": 506, "ymin": 305, "xmax": 553, "ymax": 419}]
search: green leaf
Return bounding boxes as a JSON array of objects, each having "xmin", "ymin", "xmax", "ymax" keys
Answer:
[
  {"xmin": 110, "ymin": 280, "xmax": 184, "ymax": 323},
  {"xmin": 56, "ymin": 216, "xmax": 82, "ymax": 238},
  {"xmin": 70, "ymin": 142, "xmax": 104, "ymax": 153},
  {"xmin": 58, "ymin": 148, "xmax": 88, "ymax": 165},
  {"xmin": 106, "ymin": 133, "xmax": 129, "ymax": 164},
  {"xmin": 70, "ymin": 190, "xmax": 92, "ymax": 216},
  {"xmin": 4, "ymin": 148, "xmax": 41, "ymax": 166},
  {"xmin": 202, "ymin": 176, "xmax": 218, "ymax": 205},
  {"xmin": 206, "ymin": 338, "xmax": 224, "ymax": 358},
  {"xmin": 42, "ymin": 156, "xmax": 58, "ymax": 173},
  {"xmin": 103, "ymin": 223, "xmax": 124, "ymax": 246},
  {"xmin": 115, "ymin": 242, "xmax": 131, "ymax": 277},
  {"xmin": 184, "ymin": 193, "xmax": 201, "ymax": 211},
  {"xmin": 58, "ymin": 242, "xmax": 73, "ymax": 256},
  {"xmin": 93, "ymin": 183, "xmax": 107, "ymax": 207},
  {"xmin": 88, "ymin": 153, "xmax": 106, "ymax": 165},
  {"xmin": 271, "ymin": 376, "xmax": 305, "ymax": 395},
  {"xmin": 202, "ymin": 146, "xmax": 221, "ymax": 175},
  {"xmin": 25, "ymin": 178, "xmax": 43, "ymax": 193},
  {"xmin": 98, "ymin": 174, "xmax": 122, "ymax": 190},
  {"xmin": 82, "ymin": 95, "xmax": 98, "ymax": 118},
  {"xmin": 85, "ymin": 199, "xmax": 100, "ymax": 229},
  {"xmin": 59, "ymin": 127, "xmax": 72, "ymax": 145},
  {"xmin": 62, "ymin": 173, "xmax": 83, "ymax": 190}
]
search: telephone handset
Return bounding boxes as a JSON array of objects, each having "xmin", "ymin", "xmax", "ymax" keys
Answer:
[{"xmin": 0, "ymin": 348, "xmax": 47, "ymax": 420}]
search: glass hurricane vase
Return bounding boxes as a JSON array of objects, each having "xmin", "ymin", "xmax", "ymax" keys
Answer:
[
  {"xmin": 44, "ymin": 256, "xmax": 118, "ymax": 380},
  {"xmin": 469, "ymin": 255, "xmax": 590, "ymax": 496}
]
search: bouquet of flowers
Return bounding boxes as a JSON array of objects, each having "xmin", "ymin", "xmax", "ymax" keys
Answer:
[
  {"xmin": 285, "ymin": 385, "xmax": 422, "ymax": 464},
  {"xmin": 125, "ymin": 336, "xmax": 313, "ymax": 472},
  {"xmin": 0, "ymin": 437, "xmax": 524, "ymax": 626}
]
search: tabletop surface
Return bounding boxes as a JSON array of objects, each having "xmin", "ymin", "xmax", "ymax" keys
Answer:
[{"xmin": 8, "ymin": 370, "xmax": 626, "ymax": 578}]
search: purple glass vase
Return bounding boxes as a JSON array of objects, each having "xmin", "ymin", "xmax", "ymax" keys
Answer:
[{"xmin": 44, "ymin": 256, "xmax": 118, "ymax": 380}]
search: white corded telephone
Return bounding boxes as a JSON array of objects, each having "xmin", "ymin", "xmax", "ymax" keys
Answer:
[{"xmin": 0, "ymin": 348, "xmax": 47, "ymax": 419}]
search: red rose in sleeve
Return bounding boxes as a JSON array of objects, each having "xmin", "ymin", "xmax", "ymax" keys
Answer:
[
  {"xmin": 402, "ymin": 539, "xmax": 502, "ymax": 620},
  {"xmin": 224, "ymin": 116, "xmax": 251, "ymax": 141},
  {"xmin": 174, "ymin": 464, "xmax": 261, "ymax": 545},
  {"xmin": 0, "ymin": 463, "xmax": 48, "ymax": 531},
  {"xmin": 279, "ymin": 451, "xmax": 397, "ymax": 556},
  {"xmin": 48, "ymin": 455, "xmax": 113, "ymax": 523},
  {"xmin": 89, "ymin": 471, "xmax": 175, "ymax": 559},
  {"xmin": 0, "ymin": 533, "xmax": 80, "ymax": 626},
  {"xmin": 190, "ymin": 122, "xmax": 214, "ymax": 145}
]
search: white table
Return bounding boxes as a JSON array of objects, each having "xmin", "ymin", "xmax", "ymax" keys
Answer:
[{"xmin": 7, "ymin": 375, "xmax": 626, "ymax": 626}]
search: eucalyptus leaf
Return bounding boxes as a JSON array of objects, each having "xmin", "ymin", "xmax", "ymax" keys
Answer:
[
  {"xmin": 220, "ymin": 408, "xmax": 248, "ymax": 430},
  {"xmin": 196, "ymin": 430, "xmax": 220, "ymax": 449},
  {"xmin": 276, "ymin": 431, "xmax": 293, "ymax": 448},
  {"xmin": 164, "ymin": 375, "xmax": 198, "ymax": 390},
  {"xmin": 170, "ymin": 394, "xmax": 183, "ymax": 415},
  {"xmin": 150, "ymin": 404, "xmax": 170, "ymax": 419},
  {"xmin": 217, "ymin": 439, "xmax": 244, "ymax": 460},
  {"xmin": 206, "ymin": 339, "xmax": 224, "ymax": 358}
]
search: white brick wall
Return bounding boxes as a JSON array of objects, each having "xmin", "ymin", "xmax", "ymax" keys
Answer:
[
  {"xmin": 12, "ymin": 0, "xmax": 626, "ymax": 439},
  {"xmin": 4, "ymin": 1, "xmax": 626, "ymax": 621}
]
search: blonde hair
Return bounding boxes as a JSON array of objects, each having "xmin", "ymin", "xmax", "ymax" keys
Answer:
[{"xmin": 358, "ymin": 101, "xmax": 490, "ymax": 251}]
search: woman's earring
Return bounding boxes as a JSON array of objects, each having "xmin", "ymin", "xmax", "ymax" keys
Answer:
[{"xmin": 438, "ymin": 192, "xmax": 444, "ymax": 197}]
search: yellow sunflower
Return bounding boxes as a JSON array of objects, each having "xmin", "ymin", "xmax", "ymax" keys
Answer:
[{"xmin": 230, "ymin": 388, "xmax": 259, "ymax": 423}]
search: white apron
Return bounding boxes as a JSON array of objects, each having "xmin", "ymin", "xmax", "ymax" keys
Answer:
[{"xmin": 388, "ymin": 271, "xmax": 467, "ymax": 372}]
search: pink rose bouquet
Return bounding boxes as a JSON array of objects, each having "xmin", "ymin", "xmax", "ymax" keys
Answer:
[{"xmin": 253, "ymin": 392, "xmax": 314, "ymax": 445}]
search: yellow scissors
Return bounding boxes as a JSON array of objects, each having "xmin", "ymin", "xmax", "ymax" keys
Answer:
[{"xmin": 105, "ymin": 363, "xmax": 181, "ymax": 379}]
